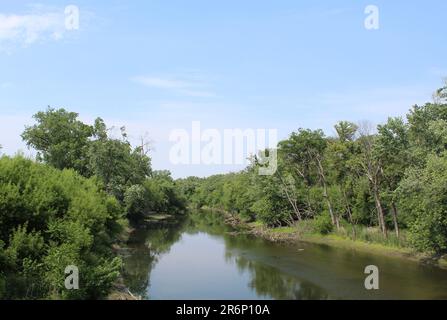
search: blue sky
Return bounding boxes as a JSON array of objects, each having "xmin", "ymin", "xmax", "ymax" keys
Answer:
[{"xmin": 0, "ymin": 0, "xmax": 446, "ymax": 178}]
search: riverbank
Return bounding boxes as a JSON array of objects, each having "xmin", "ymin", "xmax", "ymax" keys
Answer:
[
  {"xmin": 212, "ymin": 209, "xmax": 447, "ymax": 270},
  {"xmin": 109, "ymin": 209, "xmax": 447, "ymax": 299},
  {"xmin": 108, "ymin": 213, "xmax": 187, "ymax": 300},
  {"xmin": 255, "ymin": 224, "xmax": 447, "ymax": 269}
]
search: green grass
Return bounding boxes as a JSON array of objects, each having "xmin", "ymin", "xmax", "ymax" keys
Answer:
[
  {"xmin": 271, "ymin": 226, "xmax": 297, "ymax": 234},
  {"xmin": 257, "ymin": 221, "xmax": 417, "ymax": 261},
  {"xmin": 237, "ymin": 218, "xmax": 446, "ymax": 269},
  {"xmin": 247, "ymin": 221, "xmax": 265, "ymax": 228},
  {"xmin": 299, "ymin": 232, "xmax": 415, "ymax": 259}
]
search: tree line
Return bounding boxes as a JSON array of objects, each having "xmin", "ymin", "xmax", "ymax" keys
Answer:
[
  {"xmin": 0, "ymin": 108, "xmax": 186, "ymax": 299},
  {"xmin": 1, "ymin": 82, "xmax": 446, "ymax": 299},
  {"xmin": 178, "ymin": 83, "xmax": 447, "ymax": 254}
]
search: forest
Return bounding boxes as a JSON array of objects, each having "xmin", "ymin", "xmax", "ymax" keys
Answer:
[
  {"xmin": 0, "ymin": 109, "xmax": 186, "ymax": 299},
  {"xmin": 178, "ymin": 83, "xmax": 447, "ymax": 253},
  {"xmin": 1, "ymin": 83, "xmax": 447, "ymax": 299}
]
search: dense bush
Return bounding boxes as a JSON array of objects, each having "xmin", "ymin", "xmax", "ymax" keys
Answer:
[
  {"xmin": 0, "ymin": 156, "xmax": 125, "ymax": 299},
  {"xmin": 311, "ymin": 213, "xmax": 334, "ymax": 235},
  {"xmin": 398, "ymin": 154, "xmax": 447, "ymax": 253}
]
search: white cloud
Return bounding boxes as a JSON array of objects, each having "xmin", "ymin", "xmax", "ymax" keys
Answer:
[
  {"xmin": 132, "ymin": 75, "xmax": 217, "ymax": 98},
  {"xmin": 0, "ymin": 5, "xmax": 84, "ymax": 52}
]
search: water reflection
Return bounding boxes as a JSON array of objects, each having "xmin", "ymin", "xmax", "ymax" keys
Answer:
[
  {"xmin": 230, "ymin": 254, "xmax": 330, "ymax": 300},
  {"xmin": 121, "ymin": 210, "xmax": 447, "ymax": 300},
  {"xmin": 122, "ymin": 217, "xmax": 187, "ymax": 299},
  {"xmin": 122, "ymin": 211, "xmax": 330, "ymax": 299}
]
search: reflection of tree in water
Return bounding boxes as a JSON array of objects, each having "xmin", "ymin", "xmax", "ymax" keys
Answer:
[
  {"xmin": 121, "ymin": 210, "xmax": 229, "ymax": 298},
  {"xmin": 183, "ymin": 210, "xmax": 232, "ymax": 236},
  {"xmin": 121, "ymin": 210, "xmax": 329, "ymax": 300},
  {"xmin": 228, "ymin": 253, "xmax": 330, "ymax": 300},
  {"xmin": 121, "ymin": 218, "xmax": 188, "ymax": 298},
  {"xmin": 189, "ymin": 210, "xmax": 329, "ymax": 300}
]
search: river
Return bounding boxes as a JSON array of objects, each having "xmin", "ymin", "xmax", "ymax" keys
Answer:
[{"xmin": 121, "ymin": 210, "xmax": 447, "ymax": 300}]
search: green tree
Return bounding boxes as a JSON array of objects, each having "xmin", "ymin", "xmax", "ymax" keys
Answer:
[
  {"xmin": 280, "ymin": 129, "xmax": 339, "ymax": 229},
  {"xmin": 21, "ymin": 108, "xmax": 94, "ymax": 176},
  {"xmin": 398, "ymin": 154, "xmax": 447, "ymax": 253},
  {"xmin": 0, "ymin": 155, "xmax": 125, "ymax": 299},
  {"xmin": 374, "ymin": 117, "xmax": 410, "ymax": 237}
]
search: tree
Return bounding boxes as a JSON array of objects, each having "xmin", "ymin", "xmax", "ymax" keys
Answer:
[
  {"xmin": 407, "ymin": 102, "xmax": 447, "ymax": 159},
  {"xmin": 281, "ymin": 129, "xmax": 340, "ymax": 229},
  {"xmin": 0, "ymin": 155, "xmax": 125, "ymax": 299},
  {"xmin": 335, "ymin": 121, "xmax": 358, "ymax": 143},
  {"xmin": 374, "ymin": 117, "xmax": 410, "ymax": 237},
  {"xmin": 354, "ymin": 122, "xmax": 387, "ymax": 237},
  {"xmin": 22, "ymin": 108, "xmax": 94, "ymax": 176},
  {"xmin": 398, "ymin": 154, "xmax": 447, "ymax": 253},
  {"xmin": 433, "ymin": 80, "xmax": 447, "ymax": 104},
  {"xmin": 88, "ymin": 132, "xmax": 151, "ymax": 201},
  {"xmin": 327, "ymin": 121, "xmax": 359, "ymax": 235}
]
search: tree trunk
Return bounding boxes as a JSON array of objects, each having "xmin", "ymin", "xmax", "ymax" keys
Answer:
[
  {"xmin": 323, "ymin": 180, "xmax": 339, "ymax": 229},
  {"xmin": 373, "ymin": 185, "xmax": 387, "ymax": 237},
  {"xmin": 278, "ymin": 174, "xmax": 302, "ymax": 221},
  {"xmin": 317, "ymin": 157, "xmax": 339, "ymax": 230},
  {"xmin": 342, "ymin": 187, "xmax": 356, "ymax": 239},
  {"xmin": 391, "ymin": 202, "xmax": 399, "ymax": 238}
]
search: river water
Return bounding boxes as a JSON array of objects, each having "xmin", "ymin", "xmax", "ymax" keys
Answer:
[{"xmin": 121, "ymin": 211, "xmax": 447, "ymax": 300}]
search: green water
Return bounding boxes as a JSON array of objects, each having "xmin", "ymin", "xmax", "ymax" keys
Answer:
[{"xmin": 121, "ymin": 211, "xmax": 447, "ymax": 300}]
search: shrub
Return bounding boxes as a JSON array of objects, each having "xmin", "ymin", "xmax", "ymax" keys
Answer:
[
  {"xmin": 312, "ymin": 213, "xmax": 334, "ymax": 235},
  {"xmin": 0, "ymin": 156, "xmax": 125, "ymax": 299},
  {"xmin": 398, "ymin": 154, "xmax": 447, "ymax": 253}
]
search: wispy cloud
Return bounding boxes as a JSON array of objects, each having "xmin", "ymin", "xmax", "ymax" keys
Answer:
[
  {"xmin": 0, "ymin": 4, "xmax": 83, "ymax": 52},
  {"xmin": 131, "ymin": 75, "xmax": 217, "ymax": 98}
]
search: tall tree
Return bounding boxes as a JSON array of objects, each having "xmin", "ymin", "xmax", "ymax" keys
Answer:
[
  {"xmin": 328, "ymin": 121, "xmax": 359, "ymax": 234},
  {"xmin": 21, "ymin": 108, "xmax": 94, "ymax": 175},
  {"xmin": 374, "ymin": 117, "xmax": 410, "ymax": 237},
  {"xmin": 281, "ymin": 129, "xmax": 339, "ymax": 229},
  {"xmin": 356, "ymin": 122, "xmax": 387, "ymax": 237}
]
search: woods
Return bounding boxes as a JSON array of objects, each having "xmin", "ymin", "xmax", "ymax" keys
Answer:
[
  {"xmin": 1, "ymin": 83, "xmax": 447, "ymax": 300},
  {"xmin": 179, "ymin": 84, "xmax": 447, "ymax": 254},
  {"xmin": 0, "ymin": 108, "xmax": 186, "ymax": 299}
]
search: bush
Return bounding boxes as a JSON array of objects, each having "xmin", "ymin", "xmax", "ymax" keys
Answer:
[
  {"xmin": 398, "ymin": 154, "xmax": 447, "ymax": 253},
  {"xmin": 0, "ymin": 156, "xmax": 125, "ymax": 299},
  {"xmin": 312, "ymin": 213, "xmax": 334, "ymax": 235}
]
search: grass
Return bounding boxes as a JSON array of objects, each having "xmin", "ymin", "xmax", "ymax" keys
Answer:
[
  {"xmin": 245, "ymin": 220, "xmax": 446, "ymax": 267},
  {"xmin": 298, "ymin": 232, "xmax": 417, "ymax": 260},
  {"xmin": 271, "ymin": 226, "xmax": 297, "ymax": 234},
  {"xmin": 247, "ymin": 220, "xmax": 264, "ymax": 228},
  {"xmin": 333, "ymin": 225, "xmax": 410, "ymax": 248}
]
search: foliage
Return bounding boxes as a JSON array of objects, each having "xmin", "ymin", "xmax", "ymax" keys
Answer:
[
  {"xmin": 311, "ymin": 213, "xmax": 334, "ymax": 235},
  {"xmin": 179, "ymin": 85, "xmax": 447, "ymax": 254},
  {"xmin": 0, "ymin": 107, "xmax": 187, "ymax": 300},
  {"xmin": 398, "ymin": 154, "xmax": 447, "ymax": 253},
  {"xmin": 21, "ymin": 108, "xmax": 94, "ymax": 176},
  {"xmin": 21, "ymin": 107, "xmax": 184, "ymax": 223},
  {"xmin": 0, "ymin": 156, "xmax": 125, "ymax": 299}
]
